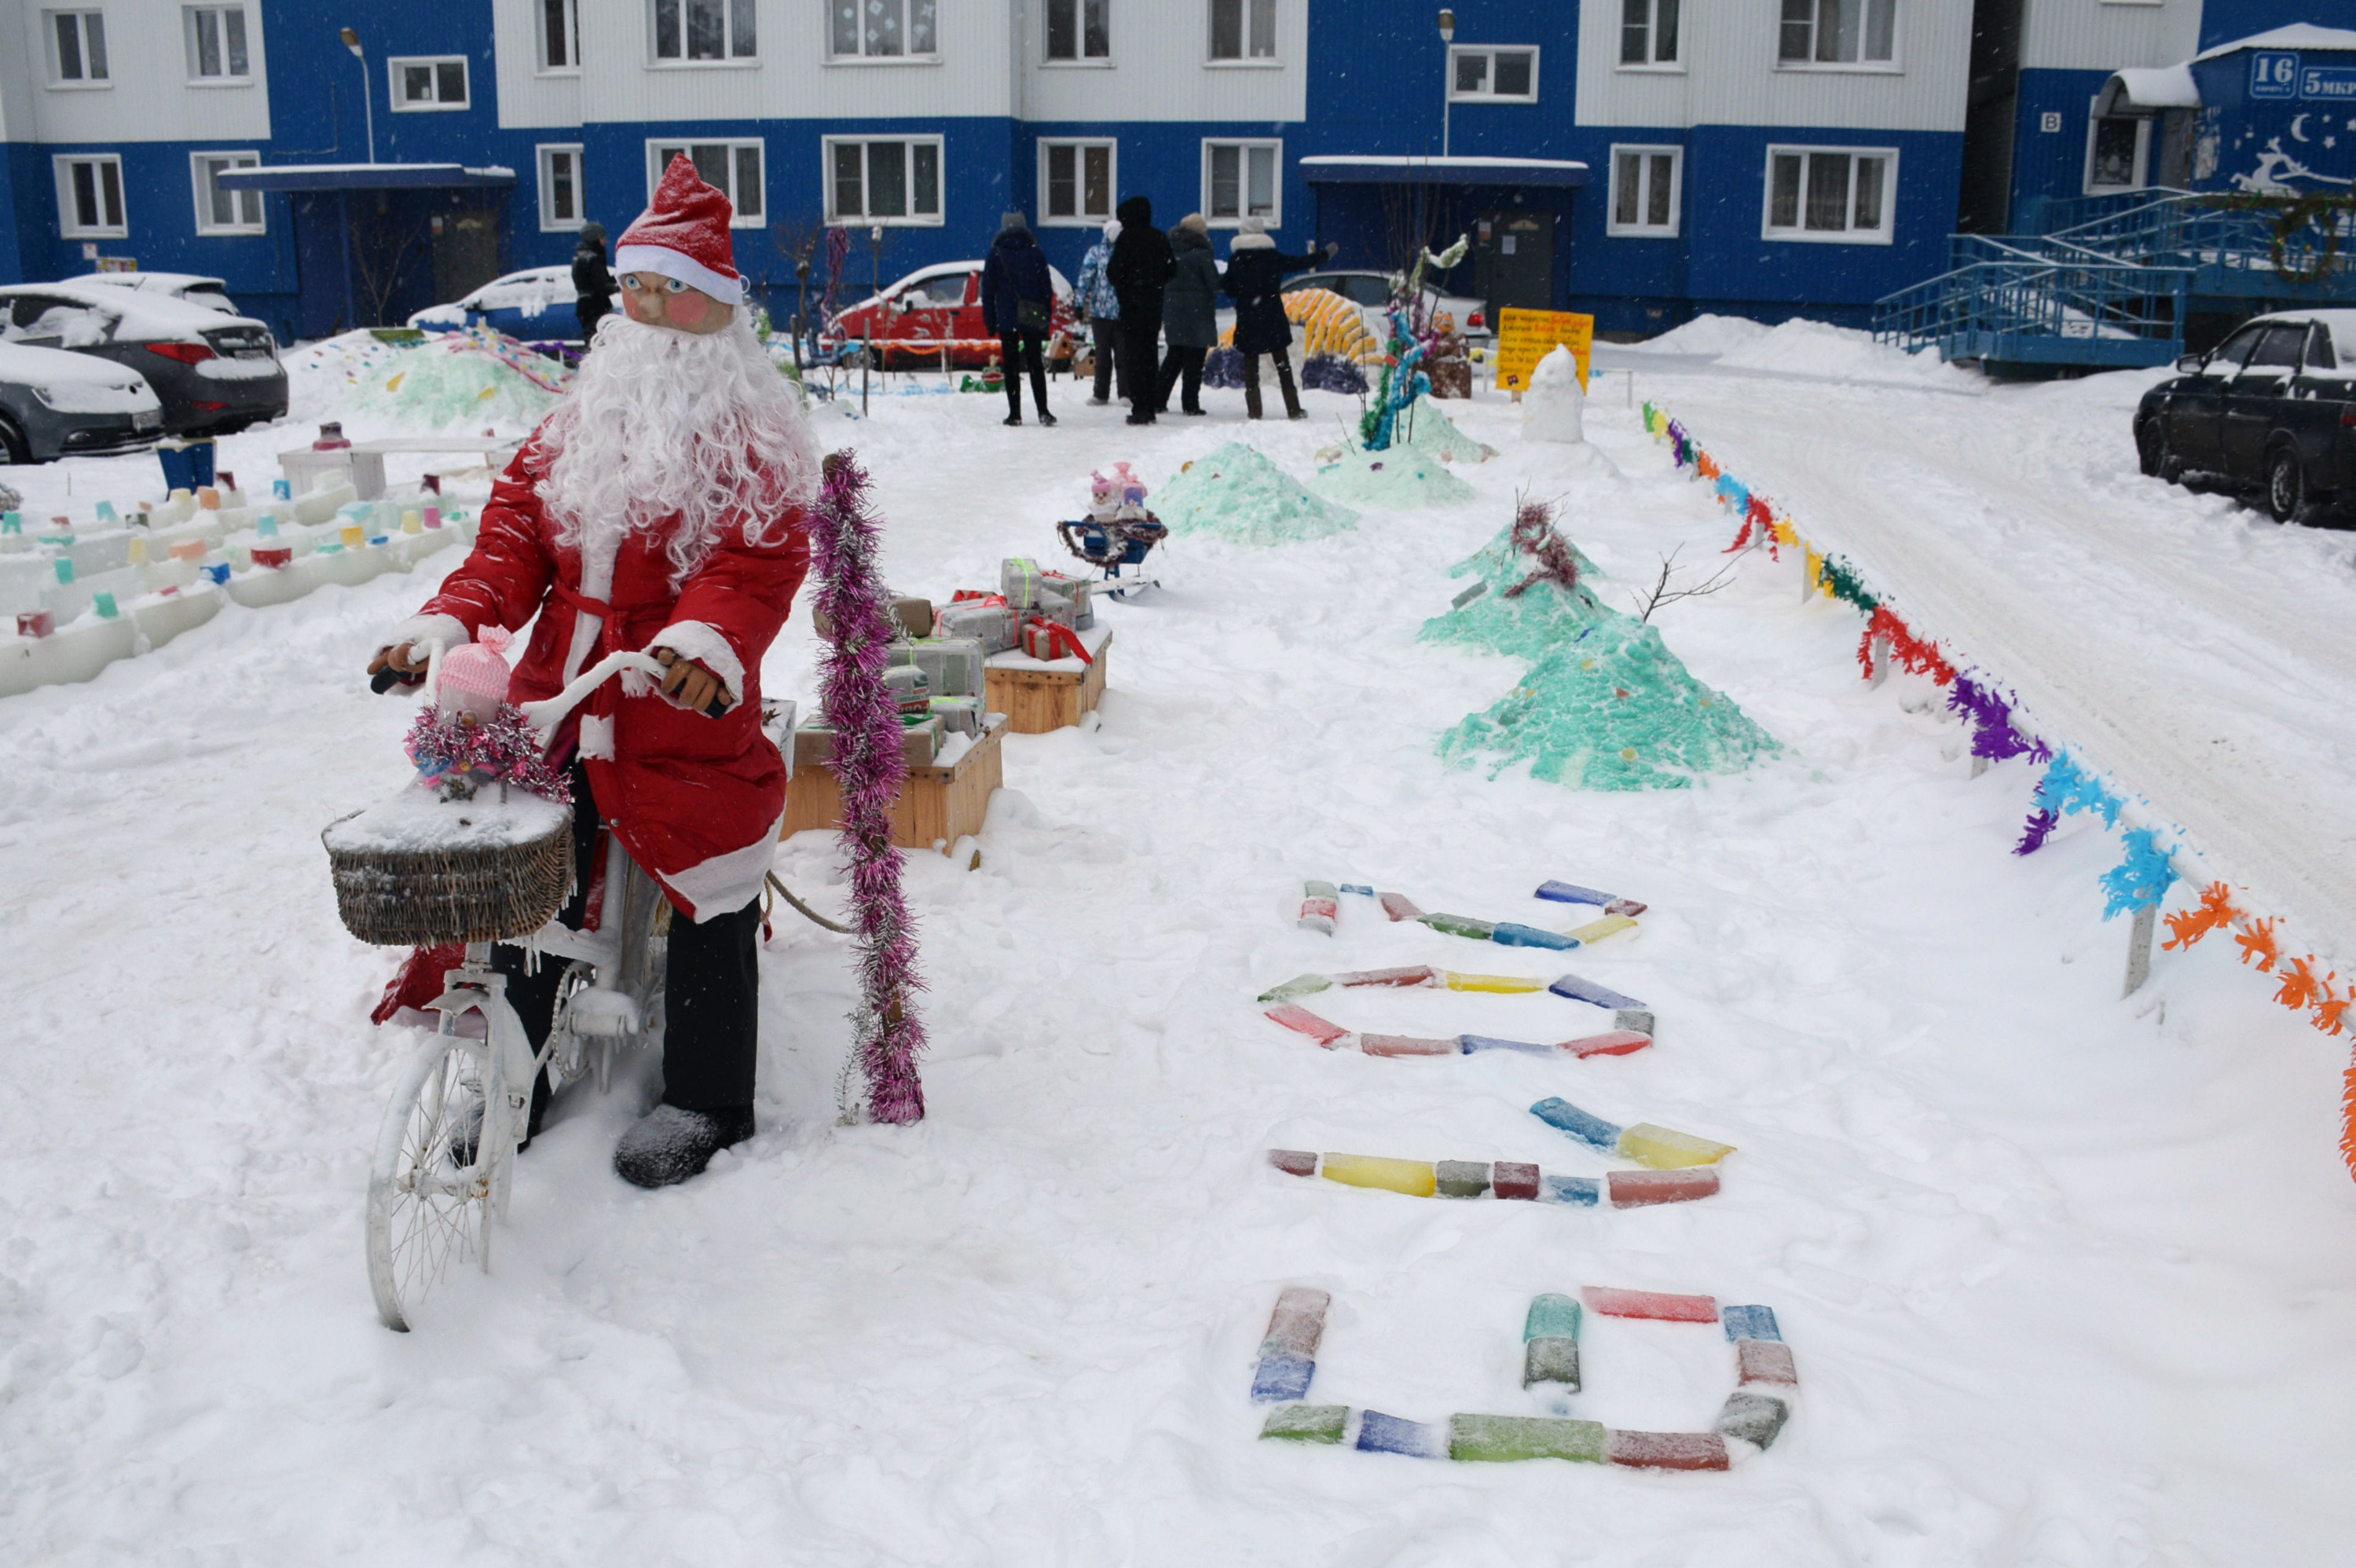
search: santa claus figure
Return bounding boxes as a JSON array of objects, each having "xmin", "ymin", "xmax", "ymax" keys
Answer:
[{"xmin": 369, "ymin": 156, "xmax": 818, "ymax": 1187}]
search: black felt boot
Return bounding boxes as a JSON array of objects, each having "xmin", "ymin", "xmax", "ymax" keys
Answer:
[{"xmin": 613, "ymin": 1103, "xmax": 755, "ymax": 1188}]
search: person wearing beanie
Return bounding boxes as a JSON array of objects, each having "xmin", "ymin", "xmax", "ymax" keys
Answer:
[
  {"xmin": 1222, "ymin": 215, "xmax": 1336, "ymax": 420},
  {"xmin": 1107, "ymin": 194, "xmax": 1174, "ymax": 426},
  {"xmin": 368, "ymin": 155, "xmax": 821, "ymax": 1189},
  {"xmin": 571, "ymin": 220, "xmax": 616, "ymax": 346},
  {"xmin": 1074, "ymin": 216, "xmax": 1126, "ymax": 406},
  {"xmin": 1154, "ymin": 212, "xmax": 1218, "ymax": 417},
  {"xmin": 980, "ymin": 210, "xmax": 1057, "ymax": 427}
]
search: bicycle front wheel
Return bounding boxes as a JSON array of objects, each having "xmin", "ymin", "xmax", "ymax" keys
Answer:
[{"xmin": 365, "ymin": 1034, "xmax": 496, "ymax": 1332}]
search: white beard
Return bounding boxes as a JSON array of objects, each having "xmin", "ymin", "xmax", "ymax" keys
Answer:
[{"xmin": 537, "ymin": 313, "xmax": 819, "ymax": 588}]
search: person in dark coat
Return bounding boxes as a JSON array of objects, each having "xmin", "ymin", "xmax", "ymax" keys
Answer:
[
  {"xmin": 1154, "ymin": 213, "xmax": 1219, "ymax": 417},
  {"xmin": 572, "ymin": 222, "xmax": 615, "ymax": 346},
  {"xmin": 980, "ymin": 211, "xmax": 1057, "ymax": 427},
  {"xmin": 1221, "ymin": 217, "xmax": 1336, "ymax": 419},
  {"xmin": 1107, "ymin": 194, "xmax": 1174, "ymax": 426}
]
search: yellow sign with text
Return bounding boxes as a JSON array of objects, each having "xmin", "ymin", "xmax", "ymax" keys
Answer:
[{"xmin": 1493, "ymin": 308, "xmax": 1592, "ymax": 392}]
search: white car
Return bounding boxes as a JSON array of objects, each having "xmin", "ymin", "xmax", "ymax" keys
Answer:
[
  {"xmin": 409, "ymin": 266, "xmax": 603, "ymax": 344},
  {"xmin": 65, "ymin": 271, "xmax": 241, "ymax": 316}
]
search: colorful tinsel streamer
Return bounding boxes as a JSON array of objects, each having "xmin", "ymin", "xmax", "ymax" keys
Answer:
[
  {"xmin": 1946, "ymin": 675, "xmax": 2046, "ymax": 764},
  {"xmin": 1855, "ymin": 605, "xmax": 1956, "ymax": 685},
  {"xmin": 403, "ymin": 705, "xmax": 572, "ymax": 803},
  {"xmin": 808, "ymin": 450, "xmax": 928, "ymax": 1126}
]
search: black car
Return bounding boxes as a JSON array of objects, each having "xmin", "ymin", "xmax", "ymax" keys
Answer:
[
  {"xmin": 0, "ymin": 280, "xmax": 288, "ymax": 437},
  {"xmin": 2134, "ymin": 310, "xmax": 2356, "ymax": 523},
  {"xmin": 0, "ymin": 341, "xmax": 163, "ymax": 462}
]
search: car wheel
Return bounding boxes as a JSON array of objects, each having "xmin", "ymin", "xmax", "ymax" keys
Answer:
[
  {"xmin": 0, "ymin": 416, "xmax": 30, "ymax": 465},
  {"xmin": 2135, "ymin": 419, "xmax": 2181, "ymax": 483},
  {"xmin": 2265, "ymin": 445, "xmax": 2310, "ymax": 523}
]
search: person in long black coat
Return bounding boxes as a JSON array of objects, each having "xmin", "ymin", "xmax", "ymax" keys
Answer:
[
  {"xmin": 1221, "ymin": 216, "xmax": 1336, "ymax": 419},
  {"xmin": 1154, "ymin": 214, "xmax": 1219, "ymax": 416},
  {"xmin": 572, "ymin": 222, "xmax": 615, "ymax": 346},
  {"xmin": 980, "ymin": 211, "xmax": 1057, "ymax": 427},
  {"xmin": 1107, "ymin": 194, "xmax": 1174, "ymax": 426}
]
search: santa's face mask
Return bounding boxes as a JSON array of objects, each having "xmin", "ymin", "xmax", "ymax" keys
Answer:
[{"xmin": 619, "ymin": 270, "xmax": 732, "ymax": 335}]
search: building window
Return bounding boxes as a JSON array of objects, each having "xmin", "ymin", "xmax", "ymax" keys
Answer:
[
  {"xmin": 540, "ymin": 145, "xmax": 585, "ymax": 230},
  {"xmin": 1620, "ymin": 0, "xmax": 1678, "ymax": 66},
  {"xmin": 828, "ymin": 0, "xmax": 934, "ymax": 59},
  {"xmin": 650, "ymin": 141, "xmax": 766, "ymax": 223},
  {"xmin": 2084, "ymin": 115, "xmax": 2148, "ymax": 192},
  {"xmin": 1449, "ymin": 46, "xmax": 1538, "ymax": 101},
  {"xmin": 183, "ymin": 5, "xmax": 249, "ymax": 81},
  {"xmin": 1208, "ymin": 0, "xmax": 1275, "ymax": 61},
  {"xmin": 824, "ymin": 137, "xmax": 941, "ymax": 225},
  {"xmin": 657, "ymin": 0, "xmax": 757, "ymax": 61},
  {"xmin": 1778, "ymin": 0, "xmax": 1896, "ymax": 67},
  {"xmin": 1046, "ymin": 0, "xmax": 1109, "ymax": 60},
  {"xmin": 1764, "ymin": 146, "xmax": 1896, "ymax": 242},
  {"xmin": 55, "ymin": 155, "xmax": 126, "ymax": 238},
  {"xmin": 541, "ymin": 0, "xmax": 580, "ymax": 70},
  {"xmin": 1608, "ymin": 145, "xmax": 1680, "ymax": 236},
  {"xmin": 390, "ymin": 57, "xmax": 468, "ymax": 110},
  {"xmin": 1039, "ymin": 140, "xmax": 1115, "ymax": 224},
  {"xmin": 1203, "ymin": 140, "xmax": 1280, "ymax": 225},
  {"xmin": 46, "ymin": 10, "xmax": 109, "ymax": 83},
  {"xmin": 191, "ymin": 152, "xmax": 262, "ymax": 235}
]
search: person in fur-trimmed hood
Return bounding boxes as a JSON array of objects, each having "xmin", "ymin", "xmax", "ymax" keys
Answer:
[
  {"xmin": 1221, "ymin": 216, "xmax": 1336, "ymax": 420},
  {"xmin": 367, "ymin": 155, "xmax": 818, "ymax": 1189}
]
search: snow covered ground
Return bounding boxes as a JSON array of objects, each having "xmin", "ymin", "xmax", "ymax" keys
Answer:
[{"xmin": 3, "ymin": 337, "xmax": 2354, "ymax": 1565}]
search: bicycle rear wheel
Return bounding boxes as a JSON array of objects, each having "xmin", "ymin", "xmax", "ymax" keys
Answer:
[{"xmin": 365, "ymin": 1033, "xmax": 498, "ymax": 1332}]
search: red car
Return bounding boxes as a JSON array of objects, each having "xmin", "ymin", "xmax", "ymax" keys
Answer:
[{"xmin": 823, "ymin": 260, "xmax": 1079, "ymax": 371}]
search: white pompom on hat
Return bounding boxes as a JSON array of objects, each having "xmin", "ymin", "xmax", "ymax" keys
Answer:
[
  {"xmin": 1238, "ymin": 216, "xmax": 1269, "ymax": 236},
  {"xmin": 614, "ymin": 154, "xmax": 746, "ymax": 305},
  {"xmin": 1103, "ymin": 218, "xmax": 1122, "ymax": 241}
]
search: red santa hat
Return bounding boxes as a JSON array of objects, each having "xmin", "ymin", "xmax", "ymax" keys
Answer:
[{"xmin": 615, "ymin": 154, "xmax": 746, "ymax": 306}]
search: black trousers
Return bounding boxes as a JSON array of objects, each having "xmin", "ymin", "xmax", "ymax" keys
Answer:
[
  {"xmin": 1090, "ymin": 317, "xmax": 1128, "ymax": 401},
  {"xmin": 574, "ymin": 299, "xmax": 610, "ymax": 346},
  {"xmin": 494, "ymin": 764, "xmax": 762, "ymax": 1112},
  {"xmin": 1120, "ymin": 316, "xmax": 1163, "ymax": 421},
  {"xmin": 1156, "ymin": 344, "xmax": 1207, "ymax": 414},
  {"xmin": 998, "ymin": 331, "xmax": 1049, "ymax": 417}
]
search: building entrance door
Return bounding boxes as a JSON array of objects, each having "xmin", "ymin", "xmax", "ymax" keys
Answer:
[
  {"xmin": 1475, "ymin": 208, "xmax": 1552, "ymax": 326},
  {"xmin": 431, "ymin": 204, "xmax": 503, "ymax": 313}
]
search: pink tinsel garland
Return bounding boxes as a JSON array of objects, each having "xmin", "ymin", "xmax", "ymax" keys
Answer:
[{"xmin": 808, "ymin": 451, "xmax": 929, "ymax": 1124}]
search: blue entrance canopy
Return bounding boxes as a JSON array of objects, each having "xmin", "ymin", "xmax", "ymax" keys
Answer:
[
  {"xmin": 216, "ymin": 163, "xmax": 515, "ymax": 192},
  {"xmin": 1299, "ymin": 155, "xmax": 1588, "ymax": 188}
]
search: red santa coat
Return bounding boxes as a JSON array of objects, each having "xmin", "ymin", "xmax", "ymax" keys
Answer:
[{"xmin": 396, "ymin": 434, "xmax": 808, "ymax": 922}]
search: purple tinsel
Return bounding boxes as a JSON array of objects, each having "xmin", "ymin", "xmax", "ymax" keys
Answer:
[
  {"xmin": 1946, "ymin": 674, "xmax": 2042, "ymax": 764},
  {"xmin": 2013, "ymin": 808, "xmax": 2057, "ymax": 856},
  {"xmin": 403, "ymin": 705, "xmax": 571, "ymax": 803},
  {"xmin": 808, "ymin": 451, "xmax": 929, "ymax": 1125}
]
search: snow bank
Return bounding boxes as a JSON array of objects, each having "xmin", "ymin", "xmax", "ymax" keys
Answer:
[
  {"xmin": 1715, "ymin": 317, "xmax": 1977, "ymax": 387},
  {"xmin": 1629, "ymin": 313, "xmax": 1775, "ymax": 357},
  {"xmin": 1155, "ymin": 441, "xmax": 1359, "ymax": 545}
]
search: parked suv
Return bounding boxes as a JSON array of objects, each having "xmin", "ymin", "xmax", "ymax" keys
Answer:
[
  {"xmin": 2135, "ymin": 310, "xmax": 2356, "ymax": 522},
  {"xmin": 0, "ymin": 281, "xmax": 288, "ymax": 437}
]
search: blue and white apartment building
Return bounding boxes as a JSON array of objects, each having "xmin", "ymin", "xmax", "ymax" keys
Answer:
[{"xmin": 0, "ymin": 0, "xmax": 2347, "ymax": 343}]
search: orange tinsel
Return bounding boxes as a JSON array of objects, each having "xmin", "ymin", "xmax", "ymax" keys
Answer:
[
  {"xmin": 2315, "ymin": 981, "xmax": 2351, "ymax": 1038},
  {"xmin": 1696, "ymin": 452, "xmax": 1720, "ymax": 481},
  {"xmin": 2341, "ymin": 1061, "xmax": 2356, "ymax": 1178},
  {"xmin": 2162, "ymin": 881, "xmax": 2242, "ymax": 950},
  {"xmin": 2234, "ymin": 917, "xmax": 2281, "ymax": 973},
  {"xmin": 2274, "ymin": 954, "xmax": 2326, "ymax": 1011}
]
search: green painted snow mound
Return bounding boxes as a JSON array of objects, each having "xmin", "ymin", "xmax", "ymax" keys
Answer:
[
  {"xmin": 352, "ymin": 340, "xmax": 565, "ymax": 430},
  {"xmin": 1421, "ymin": 526, "xmax": 1607, "ymax": 661},
  {"xmin": 1383, "ymin": 395, "xmax": 1493, "ymax": 465},
  {"xmin": 1310, "ymin": 444, "xmax": 1476, "ymax": 508},
  {"xmin": 1156, "ymin": 441, "xmax": 1359, "ymax": 546}
]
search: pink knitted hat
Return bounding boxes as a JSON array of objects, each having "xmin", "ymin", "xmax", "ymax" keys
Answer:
[{"xmin": 435, "ymin": 628, "xmax": 511, "ymax": 720}]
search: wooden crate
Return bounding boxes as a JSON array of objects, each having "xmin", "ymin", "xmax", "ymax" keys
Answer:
[
  {"xmin": 984, "ymin": 626, "xmax": 1113, "ymax": 735},
  {"xmin": 781, "ymin": 715, "xmax": 1006, "ymax": 852}
]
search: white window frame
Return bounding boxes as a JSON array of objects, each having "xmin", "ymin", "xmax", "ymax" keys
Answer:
[
  {"xmin": 1448, "ymin": 46, "xmax": 1540, "ymax": 101},
  {"xmin": 43, "ymin": 9, "xmax": 110, "ymax": 88},
  {"xmin": 54, "ymin": 154, "xmax": 127, "ymax": 239},
  {"xmin": 181, "ymin": 5, "xmax": 251, "ymax": 85},
  {"xmin": 1776, "ymin": 0, "xmax": 1900, "ymax": 71},
  {"xmin": 538, "ymin": 145, "xmax": 586, "ymax": 231},
  {"xmin": 651, "ymin": 0, "xmax": 760, "ymax": 65},
  {"xmin": 389, "ymin": 55, "xmax": 469, "ymax": 112},
  {"xmin": 1618, "ymin": 0, "xmax": 1680, "ymax": 69},
  {"xmin": 821, "ymin": 136, "xmax": 943, "ymax": 226},
  {"xmin": 1037, "ymin": 139, "xmax": 1117, "ymax": 225},
  {"xmin": 1043, "ymin": 0, "xmax": 1112, "ymax": 64},
  {"xmin": 648, "ymin": 139, "xmax": 768, "ymax": 225},
  {"xmin": 1206, "ymin": 0, "xmax": 1277, "ymax": 64},
  {"xmin": 190, "ymin": 151, "xmax": 264, "ymax": 236},
  {"xmin": 824, "ymin": 0, "xmax": 938, "ymax": 63},
  {"xmin": 2082, "ymin": 111, "xmax": 2150, "ymax": 195},
  {"xmin": 1201, "ymin": 138, "xmax": 1282, "ymax": 229},
  {"xmin": 539, "ymin": 0, "xmax": 581, "ymax": 73},
  {"xmin": 1761, "ymin": 145, "xmax": 1897, "ymax": 244},
  {"xmin": 1607, "ymin": 145, "xmax": 1682, "ymax": 237}
]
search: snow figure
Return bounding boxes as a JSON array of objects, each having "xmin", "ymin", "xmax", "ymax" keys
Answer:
[{"xmin": 1522, "ymin": 346, "xmax": 1585, "ymax": 445}]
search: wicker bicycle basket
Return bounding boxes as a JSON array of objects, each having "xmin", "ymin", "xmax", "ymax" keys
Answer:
[{"xmin": 323, "ymin": 803, "xmax": 575, "ymax": 947}]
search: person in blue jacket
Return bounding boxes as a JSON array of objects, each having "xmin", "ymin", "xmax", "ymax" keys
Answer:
[
  {"xmin": 980, "ymin": 211, "xmax": 1058, "ymax": 427},
  {"xmin": 1074, "ymin": 217, "xmax": 1127, "ymax": 406}
]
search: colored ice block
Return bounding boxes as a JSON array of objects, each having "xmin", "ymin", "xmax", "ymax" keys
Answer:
[
  {"xmin": 1420, "ymin": 913, "xmax": 1497, "ymax": 940},
  {"xmin": 1535, "ymin": 881, "xmax": 1614, "ymax": 906},
  {"xmin": 1303, "ymin": 879, "xmax": 1339, "ymax": 899},
  {"xmin": 168, "ymin": 539, "xmax": 206, "ymax": 562},
  {"xmin": 1615, "ymin": 1123, "xmax": 1735, "ymax": 1170},
  {"xmin": 1603, "ymin": 898, "xmax": 1647, "ymax": 918},
  {"xmin": 94, "ymin": 500, "xmax": 117, "ymax": 522},
  {"xmin": 1559, "ymin": 1030, "xmax": 1654, "ymax": 1058},
  {"xmin": 1530, "ymin": 1097, "xmax": 1624, "ymax": 1152},
  {"xmin": 1539, "ymin": 1174, "xmax": 1599, "ymax": 1206},
  {"xmin": 1262, "ymin": 1286, "xmax": 1331, "ymax": 1358},
  {"xmin": 1716, "ymin": 1392, "xmax": 1790, "ymax": 1450},
  {"xmin": 16, "ymin": 610, "xmax": 55, "ymax": 639},
  {"xmin": 1434, "ymin": 1160, "xmax": 1491, "ymax": 1198},
  {"xmin": 1549, "ymin": 974, "xmax": 1647, "ymax": 1009},
  {"xmin": 200, "ymin": 563, "xmax": 229, "ymax": 584},
  {"xmin": 1616, "ymin": 1010, "xmax": 1656, "ymax": 1038},
  {"xmin": 1332, "ymin": 965, "xmax": 1438, "ymax": 988},
  {"xmin": 1256, "ymin": 973, "xmax": 1333, "ymax": 1003},
  {"xmin": 1581, "ymin": 1287, "xmax": 1718, "ymax": 1324},
  {"xmin": 1359, "ymin": 1034, "xmax": 1456, "ymax": 1057},
  {"xmin": 1378, "ymin": 892, "xmax": 1425, "ymax": 921},
  {"xmin": 423, "ymin": 506, "xmax": 443, "ymax": 529},
  {"xmin": 1448, "ymin": 1413, "xmax": 1606, "ymax": 1464},
  {"xmin": 1736, "ymin": 1339, "xmax": 1798, "ymax": 1388},
  {"xmin": 53, "ymin": 557, "xmax": 73, "ymax": 584},
  {"xmin": 252, "ymin": 543, "xmax": 292, "ymax": 566},
  {"xmin": 1523, "ymin": 1293, "xmax": 1582, "ymax": 1341},
  {"xmin": 1492, "ymin": 922, "xmax": 1577, "ymax": 951},
  {"xmin": 1720, "ymin": 1306, "xmax": 1782, "ymax": 1344},
  {"xmin": 1260, "ymin": 1404, "xmax": 1350, "ymax": 1444},
  {"xmin": 1267, "ymin": 1149, "xmax": 1317, "ymax": 1178},
  {"xmin": 1458, "ymin": 1034, "xmax": 1552, "ymax": 1055},
  {"xmin": 1339, "ymin": 884, "xmax": 1372, "ymax": 896},
  {"xmin": 1298, "ymin": 900, "xmax": 1338, "ymax": 934},
  {"xmin": 0, "ymin": 511, "xmax": 17, "ymax": 533},
  {"xmin": 1251, "ymin": 1351, "xmax": 1315, "ymax": 1403},
  {"xmin": 1444, "ymin": 972, "xmax": 1545, "ymax": 993},
  {"xmin": 271, "ymin": 478, "xmax": 291, "ymax": 500},
  {"xmin": 255, "ymin": 513, "xmax": 279, "ymax": 537},
  {"xmin": 1492, "ymin": 1161, "xmax": 1539, "ymax": 1200},
  {"xmin": 91, "ymin": 592, "xmax": 118, "ymax": 618},
  {"xmin": 1563, "ymin": 914, "xmax": 1639, "ymax": 947},
  {"xmin": 1264, "ymin": 1005, "xmax": 1350, "ymax": 1046},
  {"xmin": 1607, "ymin": 1430, "xmax": 1730, "ymax": 1471},
  {"xmin": 1522, "ymin": 1338, "xmax": 1581, "ymax": 1390},
  {"xmin": 1321, "ymin": 1153, "xmax": 1438, "ymax": 1197},
  {"xmin": 1355, "ymin": 1411, "xmax": 1447, "ymax": 1459},
  {"xmin": 126, "ymin": 536, "xmax": 148, "ymax": 566},
  {"xmin": 339, "ymin": 524, "xmax": 367, "ymax": 549},
  {"xmin": 1607, "ymin": 1168, "xmax": 1721, "ymax": 1207},
  {"xmin": 1450, "ymin": 580, "xmax": 1488, "ymax": 609}
]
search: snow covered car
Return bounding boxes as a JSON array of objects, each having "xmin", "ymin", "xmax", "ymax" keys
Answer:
[
  {"xmin": 64, "ymin": 271, "xmax": 241, "ymax": 315},
  {"xmin": 0, "ymin": 281, "xmax": 287, "ymax": 437},
  {"xmin": 822, "ymin": 260, "xmax": 1077, "ymax": 371},
  {"xmin": 1282, "ymin": 269, "xmax": 1491, "ymax": 340},
  {"xmin": 2135, "ymin": 310, "xmax": 2356, "ymax": 523},
  {"xmin": 409, "ymin": 266, "xmax": 606, "ymax": 344},
  {"xmin": 0, "ymin": 341, "xmax": 163, "ymax": 463}
]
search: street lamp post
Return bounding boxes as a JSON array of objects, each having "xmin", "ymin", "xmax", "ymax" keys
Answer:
[
  {"xmin": 1438, "ymin": 9, "xmax": 1456, "ymax": 159},
  {"xmin": 339, "ymin": 27, "xmax": 376, "ymax": 166}
]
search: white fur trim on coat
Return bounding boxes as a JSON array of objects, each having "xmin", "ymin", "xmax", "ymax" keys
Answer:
[
  {"xmin": 577, "ymin": 713, "xmax": 617, "ymax": 760},
  {"xmin": 382, "ymin": 613, "xmax": 470, "ymax": 658},
  {"xmin": 663, "ymin": 806, "xmax": 786, "ymax": 921},
  {"xmin": 648, "ymin": 620, "xmax": 746, "ymax": 706},
  {"xmin": 614, "ymin": 244, "xmax": 747, "ymax": 306}
]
